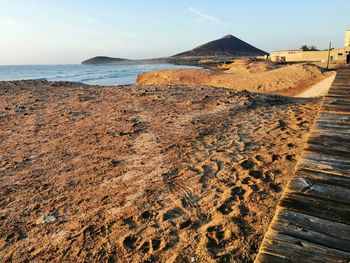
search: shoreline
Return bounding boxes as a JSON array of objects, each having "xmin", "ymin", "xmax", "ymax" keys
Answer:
[
  {"xmin": 0, "ymin": 63, "xmax": 202, "ymax": 86},
  {"xmin": 0, "ymin": 68, "xmax": 334, "ymax": 97}
]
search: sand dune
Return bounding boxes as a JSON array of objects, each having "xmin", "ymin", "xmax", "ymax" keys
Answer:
[
  {"xmin": 217, "ymin": 59, "xmax": 279, "ymax": 74},
  {"xmin": 0, "ymin": 81, "xmax": 321, "ymax": 262},
  {"xmin": 137, "ymin": 63, "xmax": 330, "ymax": 95}
]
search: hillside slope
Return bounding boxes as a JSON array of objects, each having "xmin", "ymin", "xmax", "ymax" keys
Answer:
[
  {"xmin": 174, "ymin": 35, "xmax": 268, "ymax": 57},
  {"xmin": 81, "ymin": 56, "xmax": 128, "ymax": 65}
]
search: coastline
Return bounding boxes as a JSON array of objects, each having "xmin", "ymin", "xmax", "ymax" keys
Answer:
[{"xmin": 0, "ymin": 63, "xmax": 201, "ymax": 86}]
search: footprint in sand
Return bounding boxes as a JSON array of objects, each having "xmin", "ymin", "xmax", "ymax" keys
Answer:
[
  {"xmin": 205, "ymin": 224, "xmax": 233, "ymax": 255},
  {"xmin": 240, "ymin": 159, "xmax": 255, "ymax": 170},
  {"xmin": 163, "ymin": 207, "xmax": 184, "ymax": 221},
  {"xmin": 138, "ymin": 210, "xmax": 154, "ymax": 221},
  {"xmin": 217, "ymin": 186, "xmax": 246, "ymax": 215},
  {"xmin": 140, "ymin": 241, "xmax": 150, "ymax": 254},
  {"xmin": 123, "ymin": 235, "xmax": 139, "ymax": 251},
  {"xmin": 249, "ymin": 170, "xmax": 263, "ymax": 179}
]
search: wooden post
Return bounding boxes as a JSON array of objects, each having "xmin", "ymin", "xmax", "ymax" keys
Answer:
[{"xmin": 326, "ymin": 41, "xmax": 332, "ymax": 70}]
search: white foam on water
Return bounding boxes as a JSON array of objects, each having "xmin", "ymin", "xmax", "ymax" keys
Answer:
[{"xmin": 0, "ymin": 63, "xmax": 199, "ymax": 86}]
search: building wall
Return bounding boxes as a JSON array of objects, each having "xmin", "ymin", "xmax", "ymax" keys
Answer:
[
  {"xmin": 270, "ymin": 50, "xmax": 303, "ymax": 62},
  {"xmin": 270, "ymin": 47, "xmax": 350, "ymax": 63},
  {"xmin": 269, "ymin": 29, "xmax": 350, "ymax": 63},
  {"xmin": 345, "ymin": 29, "xmax": 350, "ymax": 47}
]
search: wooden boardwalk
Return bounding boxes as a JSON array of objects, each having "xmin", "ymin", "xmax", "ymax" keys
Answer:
[{"xmin": 255, "ymin": 68, "xmax": 350, "ymax": 263}]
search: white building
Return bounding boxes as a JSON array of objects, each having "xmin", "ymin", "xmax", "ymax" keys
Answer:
[
  {"xmin": 345, "ymin": 29, "xmax": 350, "ymax": 47},
  {"xmin": 270, "ymin": 29, "xmax": 350, "ymax": 63}
]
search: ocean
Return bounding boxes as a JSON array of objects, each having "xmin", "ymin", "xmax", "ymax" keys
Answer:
[{"xmin": 0, "ymin": 63, "xmax": 198, "ymax": 86}]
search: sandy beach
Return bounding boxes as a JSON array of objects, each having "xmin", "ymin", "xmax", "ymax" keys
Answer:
[
  {"xmin": 0, "ymin": 80, "xmax": 321, "ymax": 262},
  {"xmin": 2, "ymin": 0, "xmax": 350, "ymax": 261}
]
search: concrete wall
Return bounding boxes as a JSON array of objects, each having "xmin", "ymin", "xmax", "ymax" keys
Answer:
[
  {"xmin": 270, "ymin": 47, "xmax": 350, "ymax": 63},
  {"xmin": 345, "ymin": 29, "xmax": 350, "ymax": 47},
  {"xmin": 270, "ymin": 50, "xmax": 302, "ymax": 62}
]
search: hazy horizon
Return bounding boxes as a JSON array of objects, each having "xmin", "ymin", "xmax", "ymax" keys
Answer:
[{"xmin": 1, "ymin": 0, "xmax": 349, "ymax": 65}]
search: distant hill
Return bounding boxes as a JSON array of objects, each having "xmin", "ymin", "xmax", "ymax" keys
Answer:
[
  {"xmin": 82, "ymin": 35, "xmax": 267, "ymax": 65},
  {"xmin": 173, "ymin": 35, "xmax": 268, "ymax": 57},
  {"xmin": 81, "ymin": 56, "xmax": 128, "ymax": 65}
]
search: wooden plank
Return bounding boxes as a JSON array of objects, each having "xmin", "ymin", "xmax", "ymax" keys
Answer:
[
  {"xmin": 254, "ymin": 69, "xmax": 350, "ymax": 262},
  {"xmin": 323, "ymin": 97, "xmax": 350, "ymax": 103},
  {"xmin": 321, "ymin": 106, "xmax": 350, "ymax": 112},
  {"xmin": 308, "ymin": 134, "xmax": 350, "ymax": 148},
  {"xmin": 328, "ymin": 84, "xmax": 350, "ymax": 89},
  {"xmin": 287, "ymin": 177, "xmax": 350, "ymax": 204},
  {"xmin": 305, "ymin": 144, "xmax": 350, "ymax": 159},
  {"xmin": 256, "ymin": 232, "xmax": 350, "ymax": 263},
  {"xmin": 302, "ymin": 151, "xmax": 350, "ymax": 167},
  {"xmin": 311, "ymin": 128, "xmax": 350, "ymax": 135},
  {"xmin": 295, "ymin": 168, "xmax": 350, "ymax": 185},
  {"xmin": 311, "ymin": 127, "xmax": 350, "ymax": 137},
  {"xmin": 328, "ymin": 83, "xmax": 350, "ymax": 87},
  {"xmin": 322, "ymin": 103, "xmax": 350, "ymax": 109},
  {"xmin": 297, "ymin": 156, "xmax": 350, "ymax": 176},
  {"xmin": 272, "ymin": 209, "xmax": 350, "ymax": 252},
  {"xmin": 315, "ymin": 113, "xmax": 350, "ymax": 122},
  {"xmin": 332, "ymin": 75, "xmax": 350, "ymax": 78},
  {"xmin": 280, "ymin": 192, "xmax": 350, "ymax": 224},
  {"xmin": 254, "ymin": 253, "xmax": 292, "ymax": 263},
  {"xmin": 322, "ymin": 101, "xmax": 350, "ymax": 108},
  {"xmin": 314, "ymin": 121, "xmax": 350, "ymax": 128},
  {"xmin": 310, "ymin": 128, "xmax": 350, "ymax": 138},
  {"xmin": 323, "ymin": 93, "xmax": 350, "ymax": 98},
  {"xmin": 317, "ymin": 110, "xmax": 350, "ymax": 117},
  {"xmin": 304, "ymin": 145, "xmax": 350, "ymax": 160}
]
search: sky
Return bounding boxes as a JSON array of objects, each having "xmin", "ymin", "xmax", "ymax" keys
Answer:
[{"xmin": 0, "ymin": 0, "xmax": 349, "ymax": 65}]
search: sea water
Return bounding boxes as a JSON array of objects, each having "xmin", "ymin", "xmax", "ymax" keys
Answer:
[{"xmin": 0, "ymin": 63, "xmax": 198, "ymax": 86}]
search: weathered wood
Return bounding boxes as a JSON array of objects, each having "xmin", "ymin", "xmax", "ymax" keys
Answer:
[
  {"xmin": 311, "ymin": 126, "xmax": 350, "ymax": 137},
  {"xmin": 256, "ymin": 233, "xmax": 350, "ymax": 263},
  {"xmin": 272, "ymin": 210, "xmax": 350, "ymax": 252},
  {"xmin": 314, "ymin": 121, "xmax": 350, "ymax": 129},
  {"xmin": 298, "ymin": 157, "xmax": 350, "ymax": 176},
  {"xmin": 323, "ymin": 97, "xmax": 350, "ymax": 104},
  {"xmin": 280, "ymin": 192, "xmax": 350, "ymax": 224},
  {"xmin": 317, "ymin": 111, "xmax": 350, "ymax": 118},
  {"xmin": 296, "ymin": 169, "xmax": 350, "ymax": 185},
  {"xmin": 287, "ymin": 178, "xmax": 350, "ymax": 204},
  {"xmin": 255, "ymin": 68, "xmax": 350, "ymax": 262},
  {"xmin": 321, "ymin": 105, "xmax": 350, "ymax": 112},
  {"xmin": 302, "ymin": 151, "xmax": 350, "ymax": 167},
  {"xmin": 306, "ymin": 135, "xmax": 350, "ymax": 155}
]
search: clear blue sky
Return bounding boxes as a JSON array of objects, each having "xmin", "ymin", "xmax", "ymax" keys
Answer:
[{"xmin": 0, "ymin": 0, "xmax": 349, "ymax": 65}]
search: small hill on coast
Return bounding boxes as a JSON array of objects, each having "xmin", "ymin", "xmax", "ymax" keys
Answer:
[
  {"xmin": 173, "ymin": 35, "xmax": 268, "ymax": 57},
  {"xmin": 81, "ymin": 56, "xmax": 128, "ymax": 65},
  {"xmin": 81, "ymin": 35, "xmax": 268, "ymax": 65}
]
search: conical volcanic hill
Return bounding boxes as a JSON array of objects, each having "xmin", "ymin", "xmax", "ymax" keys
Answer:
[{"xmin": 174, "ymin": 34, "xmax": 268, "ymax": 57}]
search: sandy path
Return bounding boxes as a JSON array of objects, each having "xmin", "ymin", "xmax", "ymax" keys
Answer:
[{"xmin": 295, "ymin": 73, "xmax": 336, "ymax": 98}]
